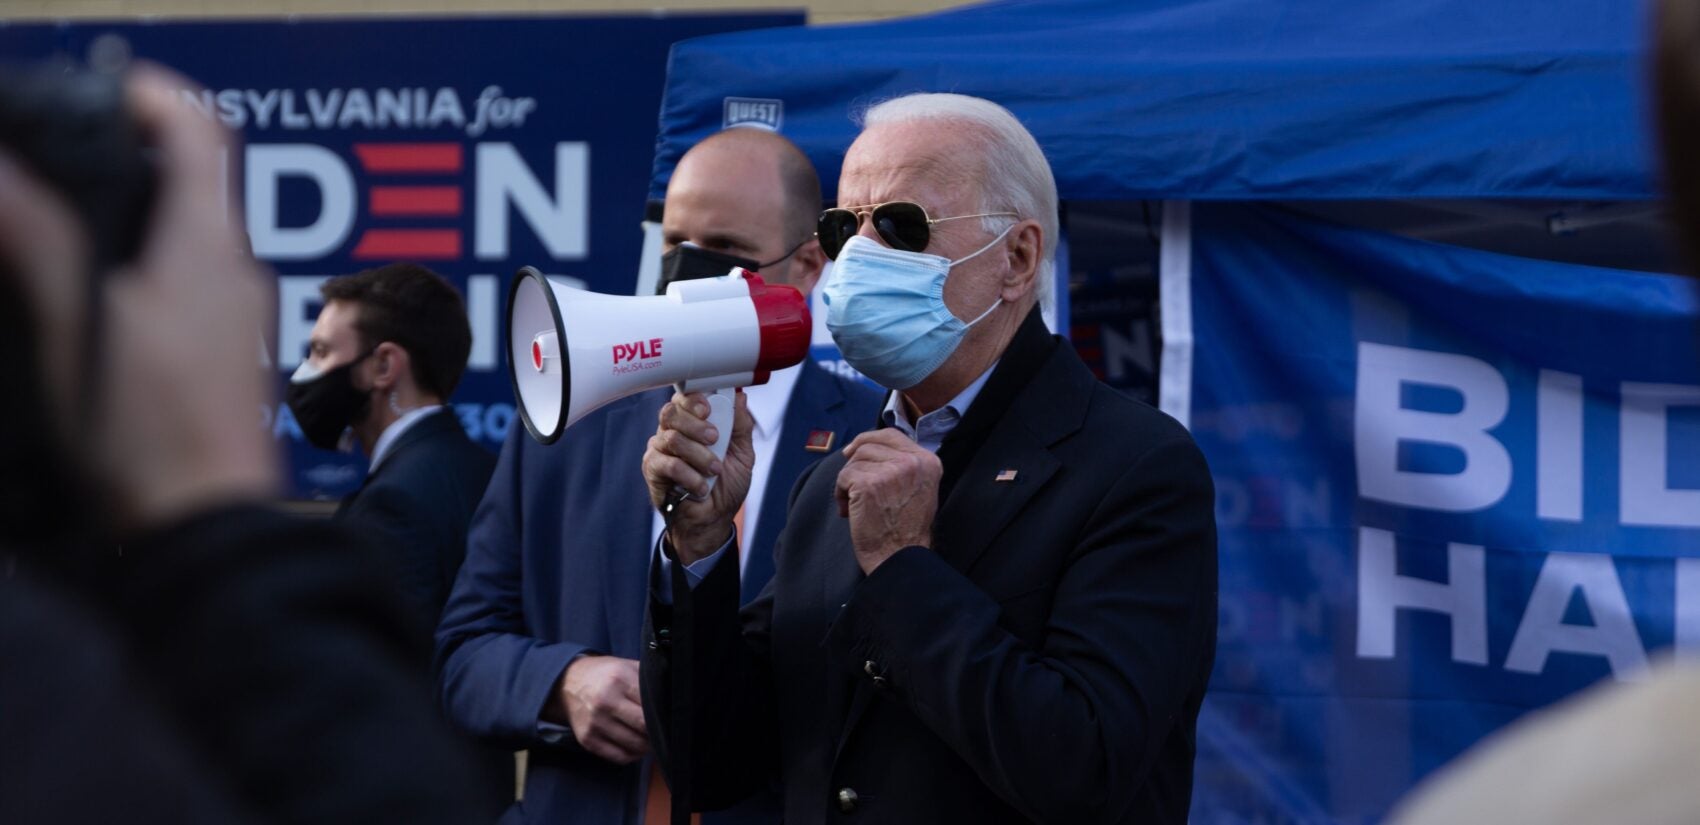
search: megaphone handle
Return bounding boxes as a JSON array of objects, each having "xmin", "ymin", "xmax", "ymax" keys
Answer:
[
  {"xmin": 679, "ymin": 385, "xmax": 736, "ymax": 499},
  {"xmin": 701, "ymin": 388, "xmax": 736, "ymax": 494}
]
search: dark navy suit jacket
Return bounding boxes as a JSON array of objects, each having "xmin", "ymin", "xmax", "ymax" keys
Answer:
[
  {"xmin": 337, "ymin": 408, "xmax": 497, "ymax": 633},
  {"xmin": 335, "ymin": 408, "xmax": 509, "ymax": 817},
  {"xmin": 642, "ymin": 310, "xmax": 1219, "ymax": 824},
  {"xmin": 437, "ymin": 359, "xmax": 881, "ymax": 825}
]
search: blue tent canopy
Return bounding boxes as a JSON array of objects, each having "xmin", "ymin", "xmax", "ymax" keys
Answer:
[{"xmin": 650, "ymin": 0, "xmax": 1654, "ymax": 203}]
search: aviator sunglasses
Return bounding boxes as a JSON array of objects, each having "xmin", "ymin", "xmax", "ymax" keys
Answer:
[{"xmin": 816, "ymin": 201, "xmax": 1018, "ymax": 260}]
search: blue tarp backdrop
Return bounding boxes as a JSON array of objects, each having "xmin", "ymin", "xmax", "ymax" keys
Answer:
[
  {"xmin": 1174, "ymin": 203, "xmax": 1700, "ymax": 822},
  {"xmin": 650, "ymin": 0, "xmax": 1653, "ymax": 202},
  {"xmin": 0, "ymin": 14, "xmax": 803, "ymax": 499}
]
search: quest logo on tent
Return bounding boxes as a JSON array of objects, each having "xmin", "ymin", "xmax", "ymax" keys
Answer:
[{"xmin": 723, "ymin": 97, "xmax": 783, "ymax": 131}]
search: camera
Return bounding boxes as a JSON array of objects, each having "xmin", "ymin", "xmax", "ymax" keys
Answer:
[{"xmin": 0, "ymin": 64, "xmax": 157, "ymax": 274}]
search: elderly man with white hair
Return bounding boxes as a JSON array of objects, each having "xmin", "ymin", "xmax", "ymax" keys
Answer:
[{"xmin": 639, "ymin": 93, "xmax": 1218, "ymax": 825}]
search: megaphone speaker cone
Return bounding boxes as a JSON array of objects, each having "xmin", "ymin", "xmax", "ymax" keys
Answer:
[{"xmin": 506, "ymin": 266, "xmax": 571, "ymax": 444}]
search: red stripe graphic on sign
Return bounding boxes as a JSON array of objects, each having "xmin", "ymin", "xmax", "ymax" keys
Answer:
[
  {"xmin": 370, "ymin": 186, "xmax": 462, "ymax": 217},
  {"xmin": 352, "ymin": 229, "xmax": 462, "ymax": 260},
  {"xmin": 354, "ymin": 143, "xmax": 463, "ymax": 174}
]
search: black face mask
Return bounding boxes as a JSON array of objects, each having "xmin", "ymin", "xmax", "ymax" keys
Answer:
[
  {"xmin": 285, "ymin": 350, "xmax": 375, "ymax": 450},
  {"xmin": 656, "ymin": 244, "xmax": 761, "ymax": 296}
]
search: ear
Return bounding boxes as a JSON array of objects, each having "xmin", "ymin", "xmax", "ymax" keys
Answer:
[
  {"xmin": 788, "ymin": 237, "xmax": 827, "ymax": 298},
  {"xmin": 370, "ymin": 341, "xmax": 410, "ymax": 392},
  {"xmin": 1000, "ymin": 219, "xmax": 1043, "ymax": 304}
]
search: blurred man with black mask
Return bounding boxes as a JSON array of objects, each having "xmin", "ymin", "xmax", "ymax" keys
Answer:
[
  {"xmin": 0, "ymin": 65, "xmax": 481, "ymax": 824},
  {"xmin": 436, "ymin": 127, "xmax": 883, "ymax": 825}
]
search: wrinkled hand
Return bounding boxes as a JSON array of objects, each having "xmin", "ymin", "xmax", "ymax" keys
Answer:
[
  {"xmin": 545, "ymin": 656, "xmax": 647, "ymax": 765},
  {"xmin": 641, "ymin": 390, "xmax": 754, "ymax": 565},
  {"xmin": 0, "ymin": 65, "xmax": 276, "ymax": 530},
  {"xmin": 834, "ymin": 430, "xmax": 941, "ymax": 573}
]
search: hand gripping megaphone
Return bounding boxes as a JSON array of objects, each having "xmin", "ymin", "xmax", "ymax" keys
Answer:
[{"xmin": 507, "ymin": 265, "xmax": 811, "ymax": 493}]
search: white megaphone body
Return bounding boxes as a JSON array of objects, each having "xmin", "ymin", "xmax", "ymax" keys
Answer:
[{"xmin": 507, "ymin": 265, "xmax": 811, "ymax": 493}]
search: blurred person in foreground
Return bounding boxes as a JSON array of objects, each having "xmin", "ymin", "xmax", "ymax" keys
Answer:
[
  {"xmin": 435, "ymin": 127, "xmax": 881, "ymax": 824},
  {"xmin": 639, "ymin": 93, "xmax": 1218, "ymax": 824},
  {"xmin": 289, "ymin": 262, "xmax": 508, "ymax": 815},
  {"xmin": 0, "ymin": 65, "xmax": 482, "ymax": 824},
  {"xmin": 1386, "ymin": 2, "xmax": 1700, "ymax": 823}
]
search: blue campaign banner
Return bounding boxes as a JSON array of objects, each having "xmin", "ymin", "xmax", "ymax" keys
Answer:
[
  {"xmin": 1167, "ymin": 204, "xmax": 1700, "ymax": 823},
  {"xmin": 2, "ymin": 14, "xmax": 801, "ymax": 499}
]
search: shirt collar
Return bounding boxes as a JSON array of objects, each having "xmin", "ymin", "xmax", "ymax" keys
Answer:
[
  {"xmin": 743, "ymin": 361, "xmax": 803, "ymax": 439},
  {"xmin": 881, "ymin": 362, "xmax": 997, "ymax": 439},
  {"xmin": 369, "ymin": 405, "xmax": 444, "ymax": 472}
]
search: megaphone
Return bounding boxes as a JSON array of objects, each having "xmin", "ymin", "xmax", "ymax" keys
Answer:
[{"xmin": 507, "ymin": 265, "xmax": 811, "ymax": 491}]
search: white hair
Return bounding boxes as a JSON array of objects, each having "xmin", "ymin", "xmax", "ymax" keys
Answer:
[{"xmin": 858, "ymin": 93, "xmax": 1059, "ymax": 316}]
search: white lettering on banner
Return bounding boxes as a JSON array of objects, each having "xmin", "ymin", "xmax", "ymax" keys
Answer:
[
  {"xmin": 240, "ymin": 142, "xmax": 583, "ymax": 263},
  {"xmin": 467, "ymin": 275, "xmax": 499, "ymax": 371},
  {"xmin": 475, "ymin": 143, "xmax": 590, "ymax": 260},
  {"xmin": 309, "ymin": 90, "xmax": 343, "ymax": 126},
  {"xmin": 1356, "ymin": 526, "xmax": 1489, "ymax": 665},
  {"xmin": 1351, "ymin": 341, "xmax": 1700, "ymax": 675},
  {"xmin": 179, "ymin": 87, "xmax": 534, "ymax": 136},
  {"xmin": 338, "ymin": 90, "xmax": 373, "ymax": 129},
  {"xmin": 1355, "ymin": 342, "xmax": 1512, "ymax": 512},
  {"xmin": 247, "ymin": 145, "xmax": 355, "ymax": 260},
  {"xmin": 1356, "ymin": 528, "xmax": 1658, "ymax": 677},
  {"xmin": 276, "ymin": 275, "xmax": 332, "ymax": 370},
  {"xmin": 248, "ymin": 89, "xmax": 280, "ymax": 129},
  {"xmin": 468, "ymin": 86, "xmax": 538, "ymax": 137},
  {"xmin": 428, "ymin": 88, "xmax": 464, "ymax": 129},
  {"xmin": 1355, "ymin": 344, "xmax": 1700, "ymax": 528},
  {"xmin": 1677, "ymin": 559, "xmax": 1700, "ymax": 653},
  {"xmin": 1620, "ymin": 382, "xmax": 1700, "ymax": 528},
  {"xmin": 1504, "ymin": 552, "xmax": 1648, "ymax": 679},
  {"xmin": 1537, "ymin": 370, "xmax": 1585, "ymax": 521}
]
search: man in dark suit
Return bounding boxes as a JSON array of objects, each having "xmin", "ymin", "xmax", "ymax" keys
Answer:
[
  {"xmin": 435, "ymin": 128, "xmax": 883, "ymax": 825},
  {"xmin": 291, "ymin": 263, "xmax": 495, "ymax": 630},
  {"xmin": 289, "ymin": 262, "xmax": 507, "ymax": 814},
  {"xmin": 640, "ymin": 94, "xmax": 1219, "ymax": 824}
]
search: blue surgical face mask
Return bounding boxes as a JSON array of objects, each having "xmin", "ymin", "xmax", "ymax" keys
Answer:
[{"xmin": 823, "ymin": 226, "xmax": 1012, "ymax": 389}]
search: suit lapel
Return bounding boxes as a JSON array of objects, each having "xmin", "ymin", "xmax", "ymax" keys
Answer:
[
  {"xmin": 829, "ymin": 428, "xmax": 1062, "ymax": 763},
  {"xmin": 829, "ymin": 314, "xmax": 1096, "ymax": 764},
  {"xmin": 814, "ymin": 452, "xmax": 868, "ymax": 765},
  {"xmin": 929, "ymin": 312, "xmax": 1089, "ymax": 574},
  {"xmin": 336, "ymin": 409, "xmax": 457, "ymax": 517},
  {"xmin": 930, "ymin": 427, "xmax": 1061, "ymax": 576}
]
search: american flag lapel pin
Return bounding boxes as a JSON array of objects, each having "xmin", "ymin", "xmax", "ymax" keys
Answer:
[
  {"xmin": 995, "ymin": 468, "xmax": 1019, "ymax": 483},
  {"xmin": 805, "ymin": 429, "xmax": 835, "ymax": 453}
]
